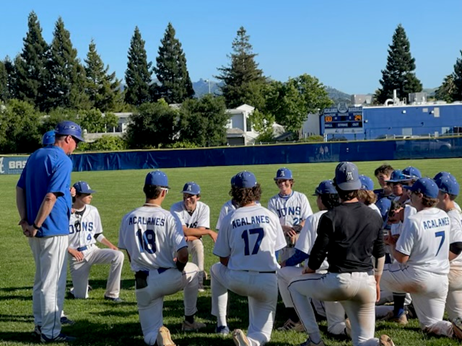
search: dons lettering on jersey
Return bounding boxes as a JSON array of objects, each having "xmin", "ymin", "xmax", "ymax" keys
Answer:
[
  {"xmin": 232, "ymin": 215, "xmax": 270, "ymax": 229},
  {"xmin": 128, "ymin": 216, "xmax": 165, "ymax": 226},
  {"xmin": 422, "ymin": 216, "xmax": 450, "ymax": 230},
  {"xmin": 69, "ymin": 221, "xmax": 93, "ymax": 234},
  {"xmin": 276, "ymin": 206, "xmax": 302, "ymax": 218},
  {"xmin": 186, "ymin": 221, "xmax": 198, "ymax": 228}
]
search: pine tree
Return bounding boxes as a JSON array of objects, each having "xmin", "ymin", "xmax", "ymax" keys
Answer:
[
  {"xmin": 376, "ymin": 24, "xmax": 422, "ymax": 104},
  {"xmin": 14, "ymin": 11, "xmax": 49, "ymax": 110},
  {"xmin": 0, "ymin": 61, "xmax": 8, "ymax": 102},
  {"xmin": 153, "ymin": 23, "xmax": 194, "ymax": 104},
  {"xmin": 453, "ymin": 51, "xmax": 462, "ymax": 101},
  {"xmin": 45, "ymin": 17, "xmax": 90, "ymax": 111},
  {"xmin": 216, "ymin": 27, "xmax": 266, "ymax": 108},
  {"xmin": 124, "ymin": 27, "xmax": 152, "ymax": 106},
  {"xmin": 435, "ymin": 74, "xmax": 456, "ymax": 103},
  {"xmin": 84, "ymin": 40, "xmax": 123, "ymax": 112}
]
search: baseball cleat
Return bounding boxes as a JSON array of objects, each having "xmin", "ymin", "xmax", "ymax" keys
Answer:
[
  {"xmin": 379, "ymin": 334, "xmax": 395, "ymax": 346},
  {"xmin": 104, "ymin": 295, "xmax": 123, "ymax": 303},
  {"xmin": 60, "ymin": 316, "xmax": 75, "ymax": 326},
  {"xmin": 299, "ymin": 337, "xmax": 325, "ymax": 346},
  {"xmin": 181, "ymin": 320, "xmax": 206, "ymax": 331},
  {"xmin": 452, "ymin": 317, "xmax": 462, "ymax": 340},
  {"xmin": 277, "ymin": 318, "xmax": 304, "ymax": 332},
  {"xmin": 232, "ymin": 329, "xmax": 250, "ymax": 346},
  {"xmin": 381, "ymin": 310, "xmax": 408, "ymax": 325},
  {"xmin": 157, "ymin": 326, "xmax": 175, "ymax": 346},
  {"xmin": 32, "ymin": 325, "xmax": 41, "ymax": 338},
  {"xmin": 216, "ymin": 325, "xmax": 230, "ymax": 335},
  {"xmin": 40, "ymin": 333, "xmax": 76, "ymax": 343}
]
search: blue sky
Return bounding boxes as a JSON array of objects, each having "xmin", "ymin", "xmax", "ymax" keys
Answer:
[{"xmin": 1, "ymin": 0, "xmax": 461, "ymax": 95}]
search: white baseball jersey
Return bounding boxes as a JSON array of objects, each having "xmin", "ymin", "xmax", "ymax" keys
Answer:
[
  {"xmin": 69, "ymin": 205, "xmax": 102, "ymax": 249},
  {"xmin": 213, "ymin": 205, "xmax": 286, "ymax": 272},
  {"xmin": 368, "ymin": 203, "xmax": 381, "ymax": 216},
  {"xmin": 396, "ymin": 208, "xmax": 451, "ymax": 274},
  {"xmin": 170, "ymin": 201, "xmax": 210, "ymax": 229},
  {"xmin": 295, "ymin": 210, "xmax": 329, "ymax": 270},
  {"xmin": 216, "ymin": 200, "xmax": 238, "ymax": 230},
  {"xmin": 118, "ymin": 206, "xmax": 187, "ymax": 272},
  {"xmin": 448, "ymin": 209, "xmax": 462, "ymax": 267},
  {"xmin": 267, "ymin": 191, "xmax": 312, "ymax": 227}
]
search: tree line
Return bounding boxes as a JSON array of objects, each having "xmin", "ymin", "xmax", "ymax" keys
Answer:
[{"xmin": 0, "ymin": 14, "xmax": 461, "ymax": 154}]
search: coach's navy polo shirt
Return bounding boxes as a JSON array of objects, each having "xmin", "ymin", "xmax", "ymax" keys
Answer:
[{"xmin": 17, "ymin": 146, "xmax": 72, "ymax": 237}]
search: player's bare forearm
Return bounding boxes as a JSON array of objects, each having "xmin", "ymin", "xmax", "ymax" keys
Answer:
[
  {"xmin": 183, "ymin": 227, "xmax": 218, "ymax": 242},
  {"xmin": 391, "ymin": 248, "xmax": 409, "ymax": 264},
  {"xmin": 101, "ymin": 238, "xmax": 118, "ymax": 250},
  {"xmin": 16, "ymin": 186, "xmax": 27, "ymax": 224}
]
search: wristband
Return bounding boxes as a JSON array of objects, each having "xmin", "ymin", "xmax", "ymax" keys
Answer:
[{"xmin": 33, "ymin": 223, "xmax": 41, "ymax": 229}]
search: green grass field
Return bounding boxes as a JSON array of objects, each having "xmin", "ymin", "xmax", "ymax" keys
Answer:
[{"xmin": 0, "ymin": 158, "xmax": 461, "ymax": 345}]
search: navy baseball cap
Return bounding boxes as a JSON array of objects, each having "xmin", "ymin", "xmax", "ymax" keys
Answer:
[
  {"xmin": 274, "ymin": 167, "xmax": 293, "ymax": 180},
  {"xmin": 334, "ymin": 162, "xmax": 361, "ymax": 190},
  {"xmin": 230, "ymin": 174, "xmax": 236, "ymax": 186},
  {"xmin": 55, "ymin": 121, "xmax": 85, "ymax": 142},
  {"xmin": 145, "ymin": 170, "xmax": 169, "ymax": 188},
  {"xmin": 313, "ymin": 180, "xmax": 337, "ymax": 196},
  {"xmin": 403, "ymin": 177, "xmax": 439, "ymax": 199},
  {"xmin": 42, "ymin": 130, "xmax": 55, "ymax": 146},
  {"xmin": 433, "ymin": 171, "xmax": 450, "ymax": 181},
  {"xmin": 402, "ymin": 166, "xmax": 422, "ymax": 179},
  {"xmin": 73, "ymin": 181, "xmax": 96, "ymax": 194},
  {"xmin": 385, "ymin": 169, "xmax": 411, "ymax": 183},
  {"xmin": 235, "ymin": 171, "xmax": 257, "ymax": 188},
  {"xmin": 182, "ymin": 182, "xmax": 201, "ymax": 195},
  {"xmin": 434, "ymin": 172, "xmax": 459, "ymax": 196},
  {"xmin": 359, "ymin": 175, "xmax": 374, "ymax": 191}
]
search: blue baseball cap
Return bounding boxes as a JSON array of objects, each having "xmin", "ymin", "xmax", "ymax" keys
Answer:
[
  {"xmin": 274, "ymin": 167, "xmax": 293, "ymax": 180},
  {"xmin": 230, "ymin": 174, "xmax": 236, "ymax": 186},
  {"xmin": 434, "ymin": 172, "xmax": 459, "ymax": 196},
  {"xmin": 359, "ymin": 175, "xmax": 374, "ymax": 191},
  {"xmin": 235, "ymin": 171, "xmax": 257, "ymax": 188},
  {"xmin": 145, "ymin": 170, "xmax": 169, "ymax": 188},
  {"xmin": 385, "ymin": 169, "xmax": 411, "ymax": 183},
  {"xmin": 42, "ymin": 130, "xmax": 55, "ymax": 146},
  {"xmin": 313, "ymin": 180, "xmax": 337, "ymax": 196},
  {"xmin": 433, "ymin": 171, "xmax": 450, "ymax": 181},
  {"xmin": 55, "ymin": 121, "xmax": 85, "ymax": 142},
  {"xmin": 402, "ymin": 166, "xmax": 422, "ymax": 179},
  {"xmin": 182, "ymin": 182, "xmax": 201, "ymax": 195},
  {"xmin": 403, "ymin": 177, "xmax": 439, "ymax": 199},
  {"xmin": 334, "ymin": 162, "xmax": 361, "ymax": 190},
  {"xmin": 73, "ymin": 181, "xmax": 96, "ymax": 194}
]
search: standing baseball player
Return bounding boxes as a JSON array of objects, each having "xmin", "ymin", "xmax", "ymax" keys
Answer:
[
  {"xmin": 288, "ymin": 162, "xmax": 393, "ymax": 346},
  {"xmin": 381, "ymin": 177, "xmax": 462, "ymax": 339},
  {"xmin": 68, "ymin": 181, "xmax": 124, "ymax": 302},
  {"xmin": 211, "ymin": 171, "xmax": 286, "ymax": 345},
  {"xmin": 434, "ymin": 173, "xmax": 462, "ymax": 323},
  {"xmin": 170, "ymin": 182, "xmax": 217, "ymax": 292},
  {"xmin": 268, "ymin": 168, "xmax": 312, "ymax": 262},
  {"xmin": 16, "ymin": 121, "xmax": 83, "ymax": 343},
  {"xmin": 278, "ymin": 180, "xmax": 349, "ymax": 337},
  {"xmin": 118, "ymin": 170, "xmax": 205, "ymax": 346}
]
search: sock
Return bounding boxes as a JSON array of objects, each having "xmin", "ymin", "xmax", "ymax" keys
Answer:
[
  {"xmin": 217, "ymin": 315, "xmax": 227, "ymax": 327},
  {"xmin": 393, "ymin": 293, "xmax": 406, "ymax": 317},
  {"xmin": 185, "ymin": 314, "xmax": 194, "ymax": 324},
  {"xmin": 287, "ymin": 308, "xmax": 300, "ymax": 323}
]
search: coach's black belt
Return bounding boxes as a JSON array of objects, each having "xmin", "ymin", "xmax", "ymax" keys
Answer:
[
  {"xmin": 77, "ymin": 246, "xmax": 88, "ymax": 251},
  {"xmin": 243, "ymin": 270, "xmax": 276, "ymax": 274}
]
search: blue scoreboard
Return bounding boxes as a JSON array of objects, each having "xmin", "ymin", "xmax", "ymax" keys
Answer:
[{"xmin": 322, "ymin": 103, "xmax": 363, "ymax": 135}]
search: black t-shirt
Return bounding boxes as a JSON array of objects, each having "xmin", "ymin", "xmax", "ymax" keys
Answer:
[{"xmin": 308, "ymin": 201, "xmax": 384, "ymax": 273}]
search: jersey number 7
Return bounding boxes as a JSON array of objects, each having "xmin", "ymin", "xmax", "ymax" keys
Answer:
[{"xmin": 242, "ymin": 227, "xmax": 264, "ymax": 256}]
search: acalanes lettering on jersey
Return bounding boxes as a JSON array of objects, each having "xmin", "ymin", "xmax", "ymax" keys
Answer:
[{"xmin": 322, "ymin": 104, "xmax": 363, "ymax": 135}]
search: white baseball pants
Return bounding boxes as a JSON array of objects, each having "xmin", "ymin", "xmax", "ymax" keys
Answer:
[
  {"xmin": 381, "ymin": 264, "xmax": 453, "ymax": 336},
  {"xmin": 447, "ymin": 267, "xmax": 462, "ymax": 321},
  {"xmin": 69, "ymin": 245, "xmax": 124, "ymax": 299},
  {"xmin": 29, "ymin": 235, "xmax": 68, "ymax": 339},
  {"xmin": 188, "ymin": 239, "xmax": 205, "ymax": 285},
  {"xmin": 211, "ymin": 263, "xmax": 278, "ymax": 346},
  {"xmin": 288, "ymin": 272, "xmax": 381, "ymax": 346},
  {"xmin": 277, "ymin": 266, "xmax": 347, "ymax": 335},
  {"xmin": 136, "ymin": 263, "xmax": 199, "ymax": 345}
]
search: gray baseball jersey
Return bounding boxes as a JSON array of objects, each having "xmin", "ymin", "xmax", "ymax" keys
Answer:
[{"xmin": 267, "ymin": 191, "xmax": 312, "ymax": 227}]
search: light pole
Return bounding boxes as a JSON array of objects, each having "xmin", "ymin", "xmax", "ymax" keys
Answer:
[{"xmin": 204, "ymin": 79, "xmax": 211, "ymax": 94}]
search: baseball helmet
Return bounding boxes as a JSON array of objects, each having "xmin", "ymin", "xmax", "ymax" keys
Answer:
[
  {"xmin": 42, "ymin": 130, "xmax": 55, "ymax": 146},
  {"xmin": 55, "ymin": 121, "xmax": 85, "ymax": 142}
]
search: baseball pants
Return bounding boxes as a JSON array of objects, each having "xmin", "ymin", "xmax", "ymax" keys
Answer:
[
  {"xmin": 69, "ymin": 245, "xmax": 124, "ymax": 299},
  {"xmin": 381, "ymin": 264, "xmax": 453, "ymax": 336},
  {"xmin": 188, "ymin": 239, "xmax": 205, "ymax": 285},
  {"xmin": 447, "ymin": 266, "xmax": 462, "ymax": 321},
  {"xmin": 288, "ymin": 272, "xmax": 381, "ymax": 346},
  {"xmin": 211, "ymin": 263, "xmax": 278, "ymax": 346},
  {"xmin": 136, "ymin": 263, "xmax": 199, "ymax": 345},
  {"xmin": 29, "ymin": 235, "xmax": 68, "ymax": 340},
  {"xmin": 277, "ymin": 266, "xmax": 347, "ymax": 335}
]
